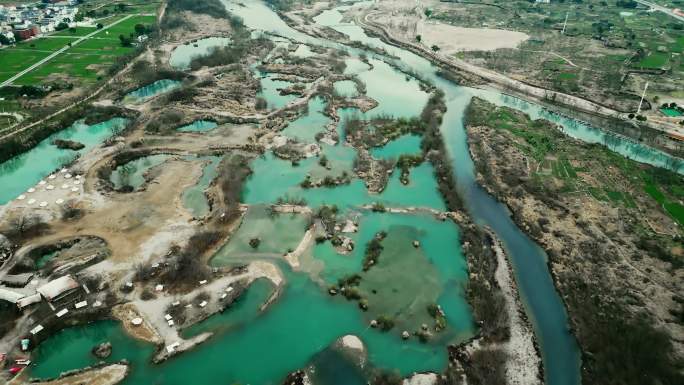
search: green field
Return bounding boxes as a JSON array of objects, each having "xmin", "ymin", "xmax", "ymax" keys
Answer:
[
  {"xmin": 0, "ymin": 15, "xmax": 156, "ymax": 85},
  {"xmin": 52, "ymin": 27, "xmax": 98, "ymax": 37},
  {"xmin": 557, "ymin": 72, "xmax": 578, "ymax": 80},
  {"xmin": 660, "ymin": 107, "xmax": 683, "ymax": 117},
  {"xmin": 638, "ymin": 52, "xmax": 669, "ymax": 69},
  {"xmin": 644, "ymin": 179, "xmax": 684, "ymax": 226}
]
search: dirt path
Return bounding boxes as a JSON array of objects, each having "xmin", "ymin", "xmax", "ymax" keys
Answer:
[
  {"xmin": 284, "ymin": 226, "xmax": 315, "ymax": 269},
  {"xmin": 14, "ymin": 364, "xmax": 128, "ymax": 385}
]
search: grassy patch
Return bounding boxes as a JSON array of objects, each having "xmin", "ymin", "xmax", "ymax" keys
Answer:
[
  {"xmin": 588, "ymin": 187, "xmax": 608, "ymax": 201},
  {"xmin": 1, "ymin": 15, "xmax": 156, "ymax": 85},
  {"xmin": 644, "ymin": 182, "xmax": 666, "ymax": 204},
  {"xmin": 52, "ymin": 27, "xmax": 97, "ymax": 37},
  {"xmin": 637, "ymin": 52, "xmax": 669, "ymax": 69}
]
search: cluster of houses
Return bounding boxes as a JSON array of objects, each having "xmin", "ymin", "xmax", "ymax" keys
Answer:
[{"xmin": 0, "ymin": 0, "xmax": 81, "ymax": 45}]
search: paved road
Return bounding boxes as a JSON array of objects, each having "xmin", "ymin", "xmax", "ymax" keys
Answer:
[
  {"xmin": 0, "ymin": 14, "xmax": 134, "ymax": 88},
  {"xmin": 634, "ymin": 0, "xmax": 684, "ymax": 22}
]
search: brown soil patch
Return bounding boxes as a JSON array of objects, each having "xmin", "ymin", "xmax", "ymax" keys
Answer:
[
  {"xmin": 6, "ymin": 159, "xmax": 203, "ymax": 265},
  {"xmin": 112, "ymin": 303, "xmax": 162, "ymax": 345}
]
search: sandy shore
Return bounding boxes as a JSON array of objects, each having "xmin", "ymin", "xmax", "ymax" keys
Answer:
[
  {"xmin": 112, "ymin": 303, "xmax": 163, "ymax": 345},
  {"xmin": 490, "ymin": 234, "xmax": 542, "ymax": 385},
  {"xmin": 284, "ymin": 226, "xmax": 315, "ymax": 269}
]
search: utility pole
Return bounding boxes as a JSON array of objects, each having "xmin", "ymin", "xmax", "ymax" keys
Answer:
[
  {"xmin": 637, "ymin": 81, "xmax": 649, "ymax": 115},
  {"xmin": 562, "ymin": 12, "xmax": 569, "ymax": 34}
]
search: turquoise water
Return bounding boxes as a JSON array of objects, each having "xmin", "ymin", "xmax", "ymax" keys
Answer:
[
  {"xmin": 183, "ymin": 278, "xmax": 275, "ymax": 338},
  {"xmin": 307, "ymin": 347, "xmax": 367, "ymax": 385},
  {"xmin": 281, "ymin": 96, "xmax": 330, "ymax": 142},
  {"xmin": 30, "ymin": 320, "xmax": 155, "ymax": 379},
  {"xmin": 177, "ymin": 120, "xmax": 218, "ymax": 133},
  {"xmin": 35, "ymin": 251, "xmax": 58, "ymax": 269},
  {"xmin": 337, "ymin": 107, "xmax": 362, "ymax": 143},
  {"xmin": 182, "ymin": 156, "xmax": 222, "ymax": 217},
  {"xmin": 269, "ymin": 2, "xmax": 586, "ymax": 383},
  {"xmin": 344, "ymin": 57, "xmax": 371, "ymax": 75},
  {"xmin": 242, "ymin": 152, "xmax": 445, "ymax": 211},
  {"xmin": 333, "ymin": 80, "xmax": 358, "ymax": 97},
  {"xmin": 370, "ymin": 134, "xmax": 422, "ymax": 159},
  {"xmin": 0, "ymin": 117, "xmax": 128, "ymax": 205},
  {"xmin": 210, "ymin": 204, "xmax": 312, "ymax": 264},
  {"xmin": 358, "ymin": 58, "xmax": 428, "ymax": 118},
  {"xmin": 124, "ymin": 79, "xmax": 181, "ymax": 104},
  {"xmin": 31, "ymin": 210, "xmax": 472, "ymax": 385},
  {"xmin": 110, "ymin": 154, "xmax": 170, "ymax": 190},
  {"xmin": 257, "ymin": 72, "xmax": 298, "ymax": 110},
  {"xmin": 169, "ymin": 37, "xmax": 232, "ymax": 69}
]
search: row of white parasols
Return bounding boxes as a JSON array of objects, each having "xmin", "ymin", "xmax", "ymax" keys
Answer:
[{"xmin": 15, "ymin": 168, "xmax": 82, "ymax": 207}]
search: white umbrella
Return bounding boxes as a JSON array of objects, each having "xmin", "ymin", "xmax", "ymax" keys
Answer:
[
  {"xmin": 39, "ymin": 201, "xmax": 47, "ymax": 207},
  {"xmin": 55, "ymin": 199, "xmax": 64, "ymax": 204},
  {"xmin": 27, "ymin": 188, "xmax": 35, "ymax": 193},
  {"xmin": 28, "ymin": 199, "xmax": 36, "ymax": 205},
  {"xmin": 65, "ymin": 174, "xmax": 72, "ymax": 179},
  {"xmin": 48, "ymin": 175, "xmax": 56, "ymax": 180},
  {"xmin": 46, "ymin": 185, "xmax": 55, "ymax": 190},
  {"xmin": 38, "ymin": 181, "xmax": 46, "ymax": 185},
  {"xmin": 71, "ymin": 187, "xmax": 79, "ymax": 192},
  {"xmin": 60, "ymin": 168, "xmax": 67, "ymax": 173},
  {"xmin": 17, "ymin": 195, "xmax": 26, "ymax": 200},
  {"xmin": 73, "ymin": 180, "xmax": 81, "ymax": 185},
  {"xmin": 61, "ymin": 184, "xmax": 69, "ymax": 189}
]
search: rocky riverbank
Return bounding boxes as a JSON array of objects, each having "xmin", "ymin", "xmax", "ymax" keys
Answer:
[{"xmin": 465, "ymin": 97, "xmax": 684, "ymax": 385}]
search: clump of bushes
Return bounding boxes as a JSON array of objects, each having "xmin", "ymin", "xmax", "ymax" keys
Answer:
[
  {"xmin": 217, "ymin": 155, "xmax": 253, "ymax": 221},
  {"xmin": 145, "ymin": 110, "xmax": 185, "ymax": 133},
  {"xmin": 362, "ymin": 232, "xmax": 386, "ymax": 271},
  {"xmin": 427, "ymin": 303, "xmax": 447, "ymax": 331},
  {"xmin": 375, "ymin": 315, "xmax": 395, "ymax": 331},
  {"xmin": 166, "ymin": 0, "xmax": 229, "ymax": 19},
  {"xmin": 160, "ymin": 231, "xmax": 221, "ymax": 286}
]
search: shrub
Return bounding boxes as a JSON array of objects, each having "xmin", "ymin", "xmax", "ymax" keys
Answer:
[
  {"xmin": 376, "ymin": 315, "xmax": 395, "ymax": 331},
  {"xmin": 362, "ymin": 234, "xmax": 385, "ymax": 271},
  {"xmin": 371, "ymin": 202, "xmax": 386, "ymax": 212},
  {"xmin": 255, "ymin": 97, "xmax": 268, "ymax": 110},
  {"xmin": 140, "ymin": 288, "xmax": 156, "ymax": 300},
  {"xmin": 166, "ymin": 0, "xmax": 229, "ymax": 19}
]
